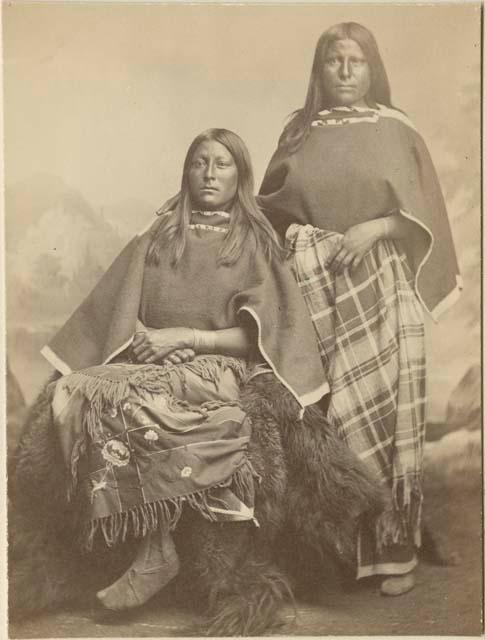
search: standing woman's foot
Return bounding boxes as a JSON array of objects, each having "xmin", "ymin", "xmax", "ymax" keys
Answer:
[
  {"xmin": 380, "ymin": 571, "xmax": 415, "ymax": 596},
  {"xmin": 97, "ymin": 530, "xmax": 180, "ymax": 610}
]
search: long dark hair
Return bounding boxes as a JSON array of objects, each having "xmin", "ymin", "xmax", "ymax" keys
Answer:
[
  {"xmin": 279, "ymin": 22, "xmax": 394, "ymax": 154},
  {"xmin": 147, "ymin": 128, "xmax": 284, "ymax": 266}
]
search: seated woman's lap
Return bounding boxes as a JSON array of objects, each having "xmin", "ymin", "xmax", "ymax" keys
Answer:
[{"xmin": 51, "ymin": 355, "xmax": 258, "ymax": 549}]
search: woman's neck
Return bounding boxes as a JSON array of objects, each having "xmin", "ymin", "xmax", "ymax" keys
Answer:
[{"xmin": 192, "ymin": 209, "xmax": 231, "ymax": 218}]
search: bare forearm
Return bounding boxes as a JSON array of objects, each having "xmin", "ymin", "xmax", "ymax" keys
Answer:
[
  {"xmin": 374, "ymin": 212, "xmax": 416, "ymax": 241},
  {"xmin": 190, "ymin": 327, "xmax": 250, "ymax": 357},
  {"xmin": 325, "ymin": 211, "xmax": 418, "ymax": 274},
  {"xmin": 137, "ymin": 324, "xmax": 251, "ymax": 358}
]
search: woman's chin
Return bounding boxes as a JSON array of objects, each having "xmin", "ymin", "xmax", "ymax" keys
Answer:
[
  {"xmin": 193, "ymin": 198, "xmax": 230, "ymax": 212},
  {"xmin": 196, "ymin": 204, "xmax": 220, "ymax": 211}
]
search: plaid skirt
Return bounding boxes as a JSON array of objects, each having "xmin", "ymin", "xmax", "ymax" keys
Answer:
[{"xmin": 287, "ymin": 224, "xmax": 426, "ymax": 578}]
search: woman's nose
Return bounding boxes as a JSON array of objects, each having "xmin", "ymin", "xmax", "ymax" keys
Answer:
[
  {"xmin": 203, "ymin": 162, "xmax": 215, "ymax": 180},
  {"xmin": 339, "ymin": 60, "xmax": 351, "ymax": 79}
]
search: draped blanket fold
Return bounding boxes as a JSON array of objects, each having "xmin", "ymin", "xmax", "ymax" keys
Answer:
[
  {"xmin": 287, "ymin": 225, "xmax": 425, "ymax": 569},
  {"xmin": 42, "ymin": 215, "xmax": 328, "ymax": 408},
  {"xmin": 52, "ymin": 356, "xmax": 257, "ymax": 550},
  {"xmin": 258, "ymin": 105, "xmax": 461, "ymax": 321}
]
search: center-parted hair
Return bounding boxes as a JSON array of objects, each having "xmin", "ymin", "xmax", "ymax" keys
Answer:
[
  {"xmin": 147, "ymin": 128, "xmax": 284, "ymax": 266},
  {"xmin": 279, "ymin": 22, "xmax": 394, "ymax": 154}
]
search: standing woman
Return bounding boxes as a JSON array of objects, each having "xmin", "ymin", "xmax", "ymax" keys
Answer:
[{"xmin": 258, "ymin": 23, "xmax": 461, "ymax": 595}]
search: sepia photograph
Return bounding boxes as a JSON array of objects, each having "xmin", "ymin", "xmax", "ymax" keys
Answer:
[{"xmin": 3, "ymin": 1, "xmax": 482, "ymax": 637}]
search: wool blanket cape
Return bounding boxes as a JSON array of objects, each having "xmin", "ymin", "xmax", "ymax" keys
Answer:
[
  {"xmin": 42, "ymin": 213, "xmax": 328, "ymax": 408},
  {"xmin": 258, "ymin": 105, "xmax": 462, "ymax": 321}
]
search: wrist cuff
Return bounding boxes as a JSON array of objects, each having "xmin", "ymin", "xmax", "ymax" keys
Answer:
[{"xmin": 192, "ymin": 329, "xmax": 216, "ymax": 353}]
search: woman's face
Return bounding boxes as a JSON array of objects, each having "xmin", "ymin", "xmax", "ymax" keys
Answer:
[
  {"xmin": 188, "ymin": 140, "xmax": 238, "ymax": 211},
  {"xmin": 320, "ymin": 38, "xmax": 371, "ymax": 108}
]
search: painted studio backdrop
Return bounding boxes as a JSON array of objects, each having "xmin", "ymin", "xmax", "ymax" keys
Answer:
[{"xmin": 5, "ymin": 4, "xmax": 480, "ymax": 434}]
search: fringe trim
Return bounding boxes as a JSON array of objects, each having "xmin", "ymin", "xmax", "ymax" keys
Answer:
[
  {"xmin": 69, "ymin": 436, "xmax": 87, "ymax": 501},
  {"xmin": 78, "ymin": 460, "xmax": 256, "ymax": 552},
  {"xmin": 375, "ymin": 474, "xmax": 423, "ymax": 552},
  {"xmin": 182, "ymin": 355, "xmax": 246, "ymax": 389},
  {"xmin": 65, "ymin": 357, "xmax": 245, "ymax": 427},
  {"xmin": 63, "ymin": 357, "xmax": 247, "ymax": 497}
]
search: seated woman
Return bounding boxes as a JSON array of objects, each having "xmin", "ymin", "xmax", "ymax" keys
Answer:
[{"xmin": 41, "ymin": 128, "xmax": 329, "ymax": 612}]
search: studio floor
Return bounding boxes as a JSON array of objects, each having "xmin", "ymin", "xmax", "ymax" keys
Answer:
[{"xmin": 9, "ymin": 465, "xmax": 483, "ymax": 638}]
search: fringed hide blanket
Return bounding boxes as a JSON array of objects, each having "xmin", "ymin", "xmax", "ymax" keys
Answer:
[{"xmin": 52, "ymin": 356, "xmax": 257, "ymax": 551}]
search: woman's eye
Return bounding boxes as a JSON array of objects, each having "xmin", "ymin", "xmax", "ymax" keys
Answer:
[
  {"xmin": 325, "ymin": 58, "xmax": 338, "ymax": 66},
  {"xmin": 191, "ymin": 160, "xmax": 205, "ymax": 169}
]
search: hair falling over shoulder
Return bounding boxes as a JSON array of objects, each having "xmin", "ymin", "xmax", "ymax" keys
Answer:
[{"xmin": 146, "ymin": 129, "xmax": 285, "ymax": 267}]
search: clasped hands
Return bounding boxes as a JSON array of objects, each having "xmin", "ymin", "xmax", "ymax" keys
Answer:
[
  {"xmin": 132, "ymin": 327, "xmax": 195, "ymax": 366},
  {"xmin": 325, "ymin": 218, "xmax": 388, "ymax": 274}
]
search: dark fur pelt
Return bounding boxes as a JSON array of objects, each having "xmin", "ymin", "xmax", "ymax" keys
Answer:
[{"xmin": 9, "ymin": 372, "xmax": 384, "ymax": 635}]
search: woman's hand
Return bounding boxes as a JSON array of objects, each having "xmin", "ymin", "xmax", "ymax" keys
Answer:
[
  {"xmin": 132, "ymin": 328, "xmax": 193, "ymax": 364},
  {"xmin": 132, "ymin": 325, "xmax": 250, "ymax": 363},
  {"xmin": 325, "ymin": 219, "xmax": 385, "ymax": 274},
  {"xmin": 162, "ymin": 348, "xmax": 196, "ymax": 365}
]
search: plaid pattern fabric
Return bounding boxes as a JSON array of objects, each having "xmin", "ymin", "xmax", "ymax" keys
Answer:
[{"xmin": 287, "ymin": 224, "xmax": 425, "ymax": 562}]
